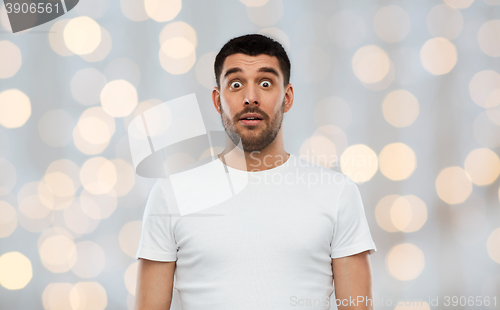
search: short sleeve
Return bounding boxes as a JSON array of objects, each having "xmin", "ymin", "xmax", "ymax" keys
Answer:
[
  {"xmin": 330, "ymin": 175, "xmax": 377, "ymax": 259},
  {"xmin": 136, "ymin": 178, "xmax": 178, "ymax": 262}
]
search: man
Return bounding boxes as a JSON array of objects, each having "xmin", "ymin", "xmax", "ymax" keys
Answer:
[{"xmin": 135, "ymin": 34, "xmax": 377, "ymax": 310}]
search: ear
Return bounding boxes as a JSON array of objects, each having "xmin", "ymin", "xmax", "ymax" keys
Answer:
[
  {"xmin": 212, "ymin": 87, "xmax": 222, "ymax": 115},
  {"xmin": 284, "ymin": 83, "xmax": 294, "ymax": 113}
]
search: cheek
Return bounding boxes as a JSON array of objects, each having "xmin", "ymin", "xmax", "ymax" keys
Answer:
[
  {"xmin": 221, "ymin": 105, "xmax": 238, "ymax": 122},
  {"xmin": 221, "ymin": 104, "xmax": 234, "ymax": 117},
  {"xmin": 273, "ymin": 102, "xmax": 284, "ymax": 116},
  {"xmin": 219, "ymin": 97, "xmax": 230, "ymax": 114},
  {"xmin": 220, "ymin": 94, "xmax": 236, "ymax": 112}
]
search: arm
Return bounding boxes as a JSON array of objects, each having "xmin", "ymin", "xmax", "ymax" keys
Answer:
[
  {"xmin": 134, "ymin": 258, "xmax": 176, "ymax": 310},
  {"xmin": 332, "ymin": 250, "xmax": 374, "ymax": 310}
]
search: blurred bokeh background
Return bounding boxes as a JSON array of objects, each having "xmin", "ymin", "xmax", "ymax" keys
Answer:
[{"xmin": 1, "ymin": 0, "xmax": 500, "ymax": 309}]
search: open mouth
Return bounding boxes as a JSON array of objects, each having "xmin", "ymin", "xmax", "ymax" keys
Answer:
[
  {"xmin": 239, "ymin": 115, "xmax": 263, "ymax": 126},
  {"xmin": 240, "ymin": 119, "xmax": 263, "ymax": 125}
]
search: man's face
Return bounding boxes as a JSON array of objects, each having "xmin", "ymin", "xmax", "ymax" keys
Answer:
[{"xmin": 214, "ymin": 53, "xmax": 291, "ymax": 153}]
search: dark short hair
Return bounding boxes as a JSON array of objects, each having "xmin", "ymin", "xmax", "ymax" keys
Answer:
[{"xmin": 214, "ymin": 34, "xmax": 291, "ymax": 89}]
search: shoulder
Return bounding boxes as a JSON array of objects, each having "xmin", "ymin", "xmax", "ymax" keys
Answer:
[
  {"xmin": 146, "ymin": 177, "xmax": 180, "ymax": 214},
  {"xmin": 150, "ymin": 177, "xmax": 169, "ymax": 195}
]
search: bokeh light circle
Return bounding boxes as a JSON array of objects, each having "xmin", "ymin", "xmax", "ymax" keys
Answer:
[
  {"xmin": 464, "ymin": 148, "xmax": 500, "ymax": 186},
  {"xmin": 376, "ymin": 195, "xmax": 427, "ymax": 233},
  {"xmin": 120, "ymin": 0, "xmax": 149, "ymax": 21},
  {"xmin": 378, "ymin": 142, "xmax": 417, "ymax": 181},
  {"xmin": 39, "ymin": 234, "xmax": 77, "ymax": 273},
  {"xmin": 443, "ymin": 0, "xmax": 475, "ymax": 8},
  {"xmin": 352, "ymin": 45, "xmax": 390, "ymax": 84},
  {"xmin": 159, "ymin": 39, "xmax": 196, "ymax": 75},
  {"xmin": 258, "ymin": 27, "xmax": 291, "ymax": 52},
  {"xmin": 245, "ymin": 0, "xmax": 284, "ymax": 27},
  {"xmin": 159, "ymin": 21, "xmax": 197, "ymax": 48},
  {"xmin": 71, "ymin": 241, "xmax": 106, "ymax": 278},
  {"xmin": 340, "ymin": 144, "xmax": 378, "ymax": 183},
  {"xmin": 390, "ymin": 196, "xmax": 412, "ymax": 231},
  {"xmin": 79, "ymin": 26, "xmax": 113, "ymax": 63},
  {"xmin": 100, "ymin": 80, "xmax": 138, "ymax": 118},
  {"xmin": 435, "ymin": 166, "xmax": 473, "ymax": 204},
  {"xmin": 373, "ymin": 5, "xmax": 411, "ymax": 43},
  {"xmin": 382, "ymin": 90, "xmax": 419, "ymax": 127},
  {"xmin": 386, "ymin": 243, "xmax": 425, "ymax": 281},
  {"xmin": 110, "ymin": 158, "xmax": 135, "ymax": 197},
  {"xmin": 299, "ymin": 135, "xmax": 337, "ymax": 169},
  {"xmin": 0, "ymin": 89, "xmax": 31, "ymax": 128},
  {"xmin": 80, "ymin": 157, "xmax": 117, "ymax": 195},
  {"xmin": 487, "ymin": 228, "xmax": 500, "ymax": 264},
  {"xmin": 0, "ymin": 201, "xmax": 17, "ymax": 238},
  {"xmin": 124, "ymin": 262, "xmax": 138, "ymax": 295},
  {"xmin": 420, "ymin": 37, "xmax": 457, "ymax": 75},
  {"xmin": 240, "ymin": 0, "xmax": 269, "ymax": 6},
  {"xmin": 0, "ymin": 252, "xmax": 32, "ymax": 290},
  {"xmin": 78, "ymin": 117, "xmax": 111, "ymax": 145},
  {"xmin": 63, "ymin": 16, "xmax": 102, "ymax": 55},
  {"xmin": 161, "ymin": 37, "xmax": 195, "ymax": 59},
  {"xmin": 43, "ymin": 172, "xmax": 76, "ymax": 198},
  {"xmin": 478, "ymin": 20, "xmax": 500, "ymax": 57},
  {"xmin": 64, "ymin": 200, "xmax": 100, "ymax": 234},
  {"xmin": 79, "ymin": 188, "xmax": 117, "ymax": 220},
  {"xmin": 144, "ymin": 0, "xmax": 182, "ymax": 22},
  {"xmin": 196, "ymin": 52, "xmax": 217, "ymax": 90},
  {"xmin": 427, "ymin": 4, "xmax": 463, "ymax": 40},
  {"xmin": 42, "ymin": 283, "xmax": 74, "ymax": 310},
  {"xmin": 0, "ymin": 40, "xmax": 22, "ymax": 79},
  {"xmin": 49, "ymin": 19, "xmax": 74, "ymax": 57},
  {"xmin": 375, "ymin": 195, "xmax": 400, "ymax": 233},
  {"xmin": 119, "ymin": 221, "xmax": 142, "ymax": 258},
  {"xmin": 473, "ymin": 111, "xmax": 500, "ymax": 148},
  {"xmin": 469, "ymin": 70, "xmax": 500, "ymax": 108},
  {"xmin": 69, "ymin": 282, "xmax": 107, "ymax": 310},
  {"xmin": 74, "ymin": 106, "xmax": 116, "ymax": 153}
]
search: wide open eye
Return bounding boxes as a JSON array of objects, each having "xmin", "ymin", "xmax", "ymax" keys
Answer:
[
  {"xmin": 230, "ymin": 81, "xmax": 242, "ymax": 89},
  {"xmin": 260, "ymin": 80, "xmax": 271, "ymax": 88}
]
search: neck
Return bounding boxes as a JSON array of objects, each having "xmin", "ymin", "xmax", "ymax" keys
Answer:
[{"xmin": 218, "ymin": 133, "xmax": 290, "ymax": 172}]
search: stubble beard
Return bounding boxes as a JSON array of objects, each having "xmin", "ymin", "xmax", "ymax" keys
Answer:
[{"xmin": 220, "ymin": 97, "xmax": 286, "ymax": 153}]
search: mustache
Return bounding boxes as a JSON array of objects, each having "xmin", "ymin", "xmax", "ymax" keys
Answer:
[{"xmin": 236, "ymin": 108, "xmax": 268, "ymax": 120}]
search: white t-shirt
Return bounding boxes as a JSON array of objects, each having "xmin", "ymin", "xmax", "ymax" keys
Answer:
[{"xmin": 136, "ymin": 154, "xmax": 377, "ymax": 310}]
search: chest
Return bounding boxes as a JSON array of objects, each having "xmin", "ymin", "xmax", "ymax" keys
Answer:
[{"xmin": 172, "ymin": 193, "xmax": 335, "ymax": 263}]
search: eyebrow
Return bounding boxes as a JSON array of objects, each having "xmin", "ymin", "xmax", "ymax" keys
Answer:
[{"xmin": 223, "ymin": 66, "xmax": 280, "ymax": 80}]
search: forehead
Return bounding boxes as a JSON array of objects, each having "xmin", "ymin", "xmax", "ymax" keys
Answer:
[{"xmin": 222, "ymin": 53, "xmax": 282, "ymax": 78}]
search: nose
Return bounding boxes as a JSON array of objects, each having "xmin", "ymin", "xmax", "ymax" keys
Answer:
[{"xmin": 244, "ymin": 83, "xmax": 259, "ymax": 106}]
